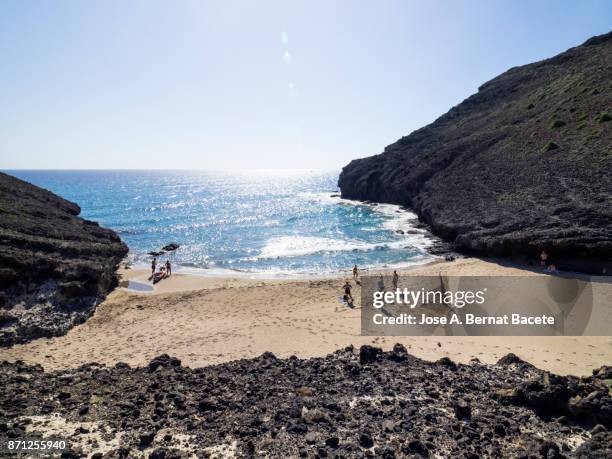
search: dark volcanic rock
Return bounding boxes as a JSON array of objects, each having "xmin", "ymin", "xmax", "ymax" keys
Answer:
[
  {"xmin": 499, "ymin": 371, "xmax": 612, "ymax": 428},
  {"xmin": 593, "ymin": 365, "xmax": 612, "ymax": 380},
  {"xmin": 574, "ymin": 432, "xmax": 612, "ymax": 458},
  {"xmin": 453, "ymin": 400, "xmax": 472, "ymax": 419},
  {"xmin": 0, "ymin": 172, "xmax": 128, "ymax": 346},
  {"xmin": 497, "ymin": 353, "xmax": 525, "ymax": 366},
  {"xmin": 148, "ymin": 354, "xmax": 182, "ymax": 372},
  {"xmin": 359, "ymin": 345, "xmax": 382, "ymax": 364},
  {"xmin": 436, "ymin": 356, "xmax": 458, "ymax": 371},
  {"xmin": 1, "ymin": 347, "xmax": 609, "ymax": 457},
  {"xmin": 161, "ymin": 243, "xmax": 179, "ymax": 252},
  {"xmin": 338, "ymin": 32, "xmax": 612, "ymax": 272}
]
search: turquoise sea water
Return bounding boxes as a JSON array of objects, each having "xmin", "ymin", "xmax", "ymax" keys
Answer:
[{"xmin": 5, "ymin": 170, "xmax": 435, "ymax": 277}]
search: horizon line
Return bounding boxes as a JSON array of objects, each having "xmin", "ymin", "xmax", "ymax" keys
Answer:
[{"xmin": 1, "ymin": 167, "xmax": 342, "ymax": 172}]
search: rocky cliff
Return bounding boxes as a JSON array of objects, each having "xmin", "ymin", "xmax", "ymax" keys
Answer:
[
  {"xmin": 0, "ymin": 172, "xmax": 128, "ymax": 346},
  {"xmin": 339, "ymin": 32, "xmax": 612, "ymax": 271},
  {"xmin": 1, "ymin": 347, "xmax": 610, "ymax": 457}
]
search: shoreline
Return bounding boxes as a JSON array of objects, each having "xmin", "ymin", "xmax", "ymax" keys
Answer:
[
  {"xmin": 121, "ymin": 255, "xmax": 447, "ymax": 289},
  {"xmin": 2, "ymin": 257, "xmax": 611, "ymax": 377},
  {"xmin": 125, "ymin": 239, "xmax": 440, "ymax": 282}
]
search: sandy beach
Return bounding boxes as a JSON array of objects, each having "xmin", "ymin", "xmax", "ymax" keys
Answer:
[{"xmin": 1, "ymin": 257, "xmax": 610, "ymax": 376}]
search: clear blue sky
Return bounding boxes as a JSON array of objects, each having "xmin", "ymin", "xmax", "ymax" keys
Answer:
[{"xmin": 1, "ymin": 1, "xmax": 610, "ymax": 170}]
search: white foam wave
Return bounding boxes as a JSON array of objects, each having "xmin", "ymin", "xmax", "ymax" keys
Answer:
[
  {"xmin": 259, "ymin": 235, "xmax": 415, "ymax": 259},
  {"xmin": 130, "ymin": 254, "xmax": 437, "ymax": 280},
  {"xmin": 298, "ymin": 192, "xmax": 434, "ymax": 249},
  {"xmin": 298, "ymin": 191, "xmax": 345, "ymax": 205}
]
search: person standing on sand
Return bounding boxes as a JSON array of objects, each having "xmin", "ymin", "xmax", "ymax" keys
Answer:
[
  {"xmin": 151, "ymin": 257, "xmax": 157, "ymax": 276},
  {"xmin": 540, "ymin": 250, "xmax": 548, "ymax": 267},
  {"xmin": 343, "ymin": 281, "xmax": 353, "ymax": 303},
  {"xmin": 392, "ymin": 270, "xmax": 399, "ymax": 290},
  {"xmin": 353, "ymin": 264, "xmax": 359, "ymax": 280},
  {"xmin": 166, "ymin": 260, "xmax": 172, "ymax": 276}
]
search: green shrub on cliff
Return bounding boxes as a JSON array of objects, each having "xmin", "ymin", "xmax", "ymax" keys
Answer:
[
  {"xmin": 542, "ymin": 141, "xmax": 560, "ymax": 152},
  {"xmin": 596, "ymin": 112, "xmax": 611, "ymax": 123},
  {"xmin": 549, "ymin": 120, "xmax": 566, "ymax": 129}
]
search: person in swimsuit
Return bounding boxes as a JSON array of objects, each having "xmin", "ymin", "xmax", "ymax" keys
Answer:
[
  {"xmin": 392, "ymin": 270, "xmax": 399, "ymax": 290},
  {"xmin": 165, "ymin": 260, "xmax": 172, "ymax": 276},
  {"xmin": 151, "ymin": 257, "xmax": 157, "ymax": 277},
  {"xmin": 353, "ymin": 265, "xmax": 359, "ymax": 280}
]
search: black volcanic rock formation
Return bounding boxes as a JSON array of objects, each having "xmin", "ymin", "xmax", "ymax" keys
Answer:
[
  {"xmin": 1, "ymin": 346, "xmax": 610, "ymax": 457},
  {"xmin": 0, "ymin": 172, "xmax": 128, "ymax": 346},
  {"xmin": 339, "ymin": 32, "xmax": 612, "ymax": 271}
]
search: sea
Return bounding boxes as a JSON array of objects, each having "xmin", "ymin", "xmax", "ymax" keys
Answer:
[{"xmin": 6, "ymin": 170, "xmax": 436, "ymax": 277}]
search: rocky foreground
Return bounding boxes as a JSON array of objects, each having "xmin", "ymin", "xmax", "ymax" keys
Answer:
[
  {"xmin": 338, "ymin": 32, "xmax": 612, "ymax": 273},
  {"xmin": 1, "ymin": 346, "xmax": 610, "ymax": 458},
  {"xmin": 0, "ymin": 172, "xmax": 128, "ymax": 346}
]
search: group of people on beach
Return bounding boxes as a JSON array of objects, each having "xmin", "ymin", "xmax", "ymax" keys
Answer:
[
  {"xmin": 342, "ymin": 264, "xmax": 400, "ymax": 306},
  {"xmin": 151, "ymin": 257, "xmax": 172, "ymax": 284},
  {"xmin": 342, "ymin": 248, "xmax": 564, "ymax": 307}
]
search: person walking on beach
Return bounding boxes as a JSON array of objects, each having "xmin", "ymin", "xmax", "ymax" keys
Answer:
[
  {"xmin": 353, "ymin": 264, "xmax": 359, "ymax": 280},
  {"xmin": 165, "ymin": 260, "xmax": 172, "ymax": 276},
  {"xmin": 392, "ymin": 270, "xmax": 399, "ymax": 290},
  {"xmin": 343, "ymin": 281, "xmax": 353, "ymax": 303},
  {"xmin": 151, "ymin": 257, "xmax": 157, "ymax": 276}
]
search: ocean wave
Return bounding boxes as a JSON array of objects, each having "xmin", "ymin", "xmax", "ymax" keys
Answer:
[
  {"xmin": 258, "ymin": 235, "xmax": 415, "ymax": 259},
  {"xmin": 129, "ymin": 253, "xmax": 436, "ymax": 280},
  {"xmin": 116, "ymin": 228, "xmax": 142, "ymax": 235},
  {"xmin": 298, "ymin": 192, "xmax": 433, "ymax": 248}
]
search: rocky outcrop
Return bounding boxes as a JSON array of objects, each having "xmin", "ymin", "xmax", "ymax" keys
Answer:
[
  {"xmin": 0, "ymin": 172, "xmax": 128, "ymax": 346},
  {"xmin": 1, "ymin": 346, "xmax": 610, "ymax": 457},
  {"xmin": 495, "ymin": 368, "xmax": 612, "ymax": 428},
  {"xmin": 339, "ymin": 32, "xmax": 612, "ymax": 272}
]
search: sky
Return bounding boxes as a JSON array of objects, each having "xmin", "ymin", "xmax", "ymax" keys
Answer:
[{"xmin": 0, "ymin": 1, "xmax": 610, "ymax": 170}]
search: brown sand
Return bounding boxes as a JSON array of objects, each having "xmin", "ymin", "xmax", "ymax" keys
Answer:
[{"xmin": 1, "ymin": 258, "xmax": 610, "ymax": 376}]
